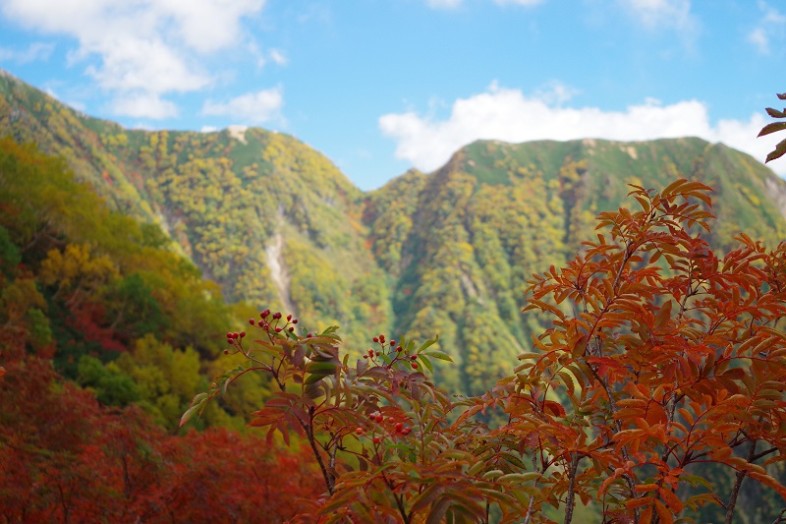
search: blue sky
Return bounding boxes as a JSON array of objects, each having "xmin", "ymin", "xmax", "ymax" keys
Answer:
[{"xmin": 0, "ymin": 0, "xmax": 784, "ymax": 189}]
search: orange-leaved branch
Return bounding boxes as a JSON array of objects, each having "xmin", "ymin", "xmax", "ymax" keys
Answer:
[{"xmin": 186, "ymin": 178, "xmax": 786, "ymax": 524}]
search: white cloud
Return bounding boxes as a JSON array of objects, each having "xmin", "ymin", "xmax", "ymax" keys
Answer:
[
  {"xmin": 0, "ymin": 0, "xmax": 267, "ymax": 119},
  {"xmin": 252, "ymin": 45, "xmax": 289, "ymax": 68},
  {"xmin": 748, "ymin": 27, "xmax": 769, "ymax": 54},
  {"xmin": 0, "ymin": 42, "xmax": 54, "ymax": 64},
  {"xmin": 760, "ymin": 0, "xmax": 786, "ymax": 24},
  {"xmin": 618, "ymin": 0, "xmax": 694, "ymax": 31},
  {"xmin": 748, "ymin": 1, "xmax": 785, "ymax": 55},
  {"xmin": 85, "ymin": 39, "xmax": 210, "ymax": 94},
  {"xmin": 111, "ymin": 92, "xmax": 179, "ymax": 119},
  {"xmin": 379, "ymin": 83, "xmax": 784, "ymax": 175},
  {"xmin": 269, "ymin": 49, "xmax": 288, "ymax": 66},
  {"xmin": 202, "ymin": 87, "xmax": 283, "ymax": 124}
]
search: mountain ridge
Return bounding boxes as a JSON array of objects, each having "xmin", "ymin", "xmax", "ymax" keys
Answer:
[{"xmin": 3, "ymin": 69, "xmax": 786, "ymax": 393}]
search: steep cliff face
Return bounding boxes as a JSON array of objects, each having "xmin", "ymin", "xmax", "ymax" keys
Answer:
[{"xmin": 3, "ymin": 69, "xmax": 786, "ymax": 392}]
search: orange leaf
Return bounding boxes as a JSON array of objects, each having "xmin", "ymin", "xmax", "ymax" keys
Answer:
[
  {"xmin": 658, "ymin": 486, "xmax": 683, "ymax": 514},
  {"xmin": 654, "ymin": 499, "xmax": 674, "ymax": 524}
]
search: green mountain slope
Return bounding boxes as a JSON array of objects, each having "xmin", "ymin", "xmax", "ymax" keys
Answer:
[
  {"xmin": 0, "ymin": 70, "xmax": 391, "ymax": 349},
  {"xmin": 3, "ymin": 69, "xmax": 786, "ymax": 395},
  {"xmin": 365, "ymin": 138, "xmax": 786, "ymax": 393}
]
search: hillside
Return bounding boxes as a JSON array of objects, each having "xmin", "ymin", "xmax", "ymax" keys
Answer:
[
  {"xmin": 365, "ymin": 138, "xmax": 786, "ymax": 392},
  {"xmin": 0, "ymin": 136, "xmax": 325, "ymax": 521},
  {"xmin": 3, "ymin": 69, "xmax": 786, "ymax": 395},
  {"xmin": 0, "ymin": 70, "xmax": 391, "ymax": 350}
]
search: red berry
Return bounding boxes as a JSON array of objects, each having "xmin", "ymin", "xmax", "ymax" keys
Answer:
[
  {"xmin": 239, "ymin": 331, "xmax": 246, "ymax": 338},
  {"xmin": 401, "ymin": 427, "xmax": 411, "ymax": 436},
  {"xmin": 395, "ymin": 422, "xmax": 403, "ymax": 433},
  {"xmin": 273, "ymin": 312, "xmax": 282, "ymax": 320},
  {"xmin": 248, "ymin": 319, "xmax": 255, "ymax": 325},
  {"xmin": 389, "ymin": 339, "xmax": 396, "ymax": 346},
  {"xmin": 287, "ymin": 314, "xmax": 292, "ymax": 321},
  {"xmin": 275, "ymin": 327, "xmax": 283, "ymax": 333},
  {"xmin": 355, "ymin": 427, "xmax": 364, "ymax": 435},
  {"xmin": 372, "ymin": 337, "xmax": 379, "ymax": 343},
  {"xmin": 288, "ymin": 326, "xmax": 295, "ymax": 332},
  {"xmin": 292, "ymin": 319, "xmax": 298, "ymax": 324},
  {"xmin": 261, "ymin": 309, "xmax": 270, "ymax": 318},
  {"xmin": 411, "ymin": 362, "xmax": 418, "ymax": 369},
  {"xmin": 379, "ymin": 335, "xmax": 385, "ymax": 343},
  {"xmin": 373, "ymin": 436, "xmax": 382, "ymax": 445},
  {"xmin": 410, "ymin": 355, "xmax": 417, "ymax": 360},
  {"xmin": 396, "ymin": 346, "xmax": 403, "ymax": 352}
]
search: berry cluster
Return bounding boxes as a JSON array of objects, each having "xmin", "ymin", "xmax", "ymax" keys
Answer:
[
  {"xmin": 251, "ymin": 308, "xmax": 299, "ymax": 334},
  {"xmin": 223, "ymin": 309, "xmax": 305, "ymax": 356},
  {"xmin": 363, "ymin": 334, "xmax": 419, "ymax": 370},
  {"xmin": 226, "ymin": 308, "xmax": 301, "ymax": 346},
  {"xmin": 354, "ymin": 410, "xmax": 413, "ymax": 445},
  {"xmin": 225, "ymin": 330, "xmax": 246, "ymax": 346}
]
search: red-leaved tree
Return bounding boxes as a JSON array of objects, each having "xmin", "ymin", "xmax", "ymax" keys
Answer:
[{"xmin": 186, "ymin": 179, "xmax": 786, "ymax": 523}]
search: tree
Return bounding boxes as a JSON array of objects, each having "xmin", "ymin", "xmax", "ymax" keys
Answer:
[
  {"xmin": 187, "ymin": 179, "xmax": 786, "ymax": 523},
  {"xmin": 0, "ymin": 355, "xmax": 323, "ymax": 523},
  {"xmin": 505, "ymin": 179, "xmax": 786, "ymax": 523}
]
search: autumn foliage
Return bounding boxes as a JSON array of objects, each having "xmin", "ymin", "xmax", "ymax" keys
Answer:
[
  {"xmin": 0, "ymin": 138, "xmax": 322, "ymax": 523},
  {"xmin": 0, "ymin": 356, "xmax": 322, "ymax": 523},
  {"xmin": 184, "ymin": 179, "xmax": 786, "ymax": 523},
  {"xmin": 4, "ymin": 128, "xmax": 786, "ymax": 522}
]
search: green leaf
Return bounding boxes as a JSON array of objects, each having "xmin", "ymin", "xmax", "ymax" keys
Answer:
[
  {"xmin": 179, "ymin": 394, "xmax": 208, "ymax": 428},
  {"xmin": 320, "ymin": 325, "xmax": 341, "ymax": 336},
  {"xmin": 304, "ymin": 359, "xmax": 338, "ymax": 385},
  {"xmin": 416, "ymin": 335, "xmax": 439, "ymax": 354},
  {"xmin": 419, "ymin": 355, "xmax": 434, "ymax": 373},
  {"xmin": 483, "ymin": 469, "xmax": 504, "ymax": 480},
  {"xmin": 305, "ymin": 360, "xmax": 338, "ymax": 373},
  {"xmin": 424, "ymin": 351, "xmax": 453, "ymax": 362},
  {"xmin": 499, "ymin": 472, "xmax": 541, "ymax": 483}
]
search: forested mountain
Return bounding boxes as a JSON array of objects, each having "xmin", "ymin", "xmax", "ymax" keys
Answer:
[
  {"xmin": 3, "ymin": 69, "xmax": 786, "ymax": 397},
  {"xmin": 5, "ymin": 69, "xmax": 786, "ymax": 522},
  {"xmin": 0, "ymin": 70, "xmax": 390, "ymax": 353},
  {"xmin": 371, "ymin": 138, "xmax": 786, "ymax": 393}
]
